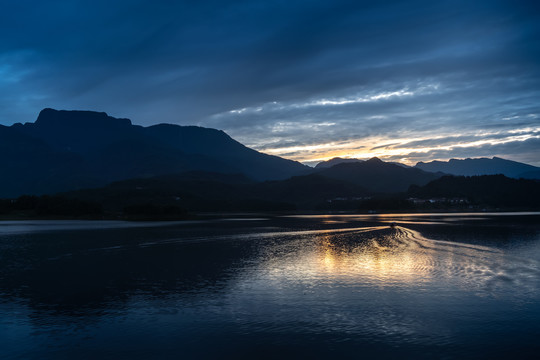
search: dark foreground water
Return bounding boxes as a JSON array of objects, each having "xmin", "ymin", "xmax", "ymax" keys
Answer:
[{"xmin": 1, "ymin": 213, "xmax": 540, "ymax": 359}]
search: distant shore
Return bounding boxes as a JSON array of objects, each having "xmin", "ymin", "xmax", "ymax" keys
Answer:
[{"xmin": 2, "ymin": 209, "xmax": 540, "ymax": 222}]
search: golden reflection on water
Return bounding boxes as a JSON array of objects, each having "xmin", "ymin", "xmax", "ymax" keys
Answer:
[
  {"xmin": 257, "ymin": 225, "xmax": 538, "ymax": 293},
  {"xmin": 315, "ymin": 230, "xmax": 434, "ymax": 285}
]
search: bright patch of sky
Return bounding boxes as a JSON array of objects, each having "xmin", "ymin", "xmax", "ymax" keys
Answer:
[{"xmin": 0, "ymin": 0, "xmax": 539, "ymax": 165}]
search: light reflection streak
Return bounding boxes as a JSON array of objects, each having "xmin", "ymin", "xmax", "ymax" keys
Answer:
[
  {"xmin": 250, "ymin": 225, "xmax": 539, "ymax": 293},
  {"xmin": 314, "ymin": 231, "xmax": 432, "ymax": 284}
]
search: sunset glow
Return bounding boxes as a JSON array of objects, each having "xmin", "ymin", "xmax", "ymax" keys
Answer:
[
  {"xmin": 1, "ymin": 1, "xmax": 538, "ymax": 166},
  {"xmin": 255, "ymin": 126, "xmax": 540, "ymax": 165}
]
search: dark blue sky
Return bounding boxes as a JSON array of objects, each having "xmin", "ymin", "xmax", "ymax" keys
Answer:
[{"xmin": 1, "ymin": 0, "xmax": 539, "ymax": 165}]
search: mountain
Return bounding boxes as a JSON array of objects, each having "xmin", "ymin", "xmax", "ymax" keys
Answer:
[
  {"xmin": 519, "ymin": 169, "xmax": 540, "ymax": 179},
  {"xmin": 314, "ymin": 157, "xmax": 364, "ymax": 169},
  {"xmin": 415, "ymin": 157, "xmax": 540, "ymax": 179},
  {"xmin": 59, "ymin": 159, "xmax": 440, "ymax": 213},
  {"xmin": 0, "ymin": 109, "xmax": 310, "ymax": 197},
  {"xmin": 316, "ymin": 157, "xmax": 442, "ymax": 193},
  {"xmin": 409, "ymin": 175, "xmax": 540, "ymax": 208},
  {"xmin": 315, "ymin": 158, "xmax": 413, "ymax": 169},
  {"xmin": 257, "ymin": 174, "xmax": 368, "ymax": 208},
  {"xmin": 388, "ymin": 161, "xmax": 412, "ymax": 168},
  {"xmin": 63, "ymin": 171, "xmax": 368, "ymax": 212}
]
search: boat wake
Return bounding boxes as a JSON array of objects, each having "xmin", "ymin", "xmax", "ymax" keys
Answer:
[{"xmin": 384, "ymin": 226, "xmax": 540, "ymax": 294}]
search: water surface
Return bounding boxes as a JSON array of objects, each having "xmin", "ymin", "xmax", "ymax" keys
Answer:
[{"xmin": 1, "ymin": 213, "xmax": 539, "ymax": 359}]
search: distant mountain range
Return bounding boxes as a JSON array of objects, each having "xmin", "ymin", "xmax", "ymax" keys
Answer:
[
  {"xmin": 0, "ymin": 108, "xmax": 309, "ymax": 197},
  {"xmin": 316, "ymin": 156, "xmax": 540, "ymax": 179},
  {"xmin": 57, "ymin": 157, "xmax": 456, "ymax": 212},
  {"xmin": 1, "ymin": 108, "xmax": 539, "ymax": 207},
  {"xmin": 314, "ymin": 157, "xmax": 364, "ymax": 169},
  {"xmin": 315, "ymin": 157, "xmax": 411, "ymax": 169},
  {"xmin": 61, "ymin": 171, "xmax": 368, "ymax": 212},
  {"xmin": 62, "ymin": 159, "xmax": 442, "ymax": 211},
  {"xmin": 415, "ymin": 157, "xmax": 540, "ymax": 179},
  {"xmin": 409, "ymin": 175, "xmax": 540, "ymax": 208},
  {"xmin": 315, "ymin": 157, "xmax": 440, "ymax": 193}
]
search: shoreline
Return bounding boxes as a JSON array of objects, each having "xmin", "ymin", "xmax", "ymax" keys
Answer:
[{"xmin": 2, "ymin": 209, "xmax": 540, "ymax": 222}]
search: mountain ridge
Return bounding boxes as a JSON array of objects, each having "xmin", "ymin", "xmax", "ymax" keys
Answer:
[
  {"xmin": 315, "ymin": 157, "xmax": 442, "ymax": 193},
  {"xmin": 3, "ymin": 108, "xmax": 539, "ymax": 199},
  {"xmin": 415, "ymin": 157, "xmax": 539, "ymax": 179},
  {"xmin": 1, "ymin": 108, "xmax": 310, "ymax": 197},
  {"xmin": 314, "ymin": 157, "xmax": 364, "ymax": 169}
]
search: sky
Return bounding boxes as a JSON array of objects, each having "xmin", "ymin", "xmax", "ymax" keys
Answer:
[{"xmin": 1, "ymin": 0, "xmax": 539, "ymax": 166}]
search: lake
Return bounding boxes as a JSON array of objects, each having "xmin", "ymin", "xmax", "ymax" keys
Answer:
[{"xmin": 1, "ymin": 213, "xmax": 539, "ymax": 359}]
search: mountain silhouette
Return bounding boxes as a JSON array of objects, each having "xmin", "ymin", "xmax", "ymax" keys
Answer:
[
  {"xmin": 1, "ymin": 109, "xmax": 310, "ymax": 197},
  {"xmin": 61, "ymin": 158, "xmax": 443, "ymax": 212},
  {"xmin": 415, "ymin": 157, "xmax": 540, "ymax": 179},
  {"xmin": 409, "ymin": 175, "xmax": 540, "ymax": 208},
  {"xmin": 5, "ymin": 108, "xmax": 538, "ymax": 203},
  {"xmin": 62, "ymin": 157, "xmax": 438, "ymax": 212},
  {"xmin": 314, "ymin": 157, "xmax": 364, "ymax": 169},
  {"xmin": 62, "ymin": 171, "xmax": 367, "ymax": 212},
  {"xmin": 316, "ymin": 157, "xmax": 442, "ymax": 193}
]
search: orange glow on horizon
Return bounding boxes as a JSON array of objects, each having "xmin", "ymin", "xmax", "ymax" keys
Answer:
[{"xmin": 252, "ymin": 128, "xmax": 540, "ymax": 165}]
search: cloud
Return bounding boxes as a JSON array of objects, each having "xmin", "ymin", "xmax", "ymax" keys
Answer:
[
  {"xmin": 0, "ymin": 0, "xmax": 539, "ymax": 165},
  {"xmin": 380, "ymin": 137, "xmax": 540, "ymax": 166}
]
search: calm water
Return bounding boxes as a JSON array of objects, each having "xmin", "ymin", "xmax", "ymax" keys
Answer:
[{"xmin": 1, "ymin": 213, "xmax": 539, "ymax": 359}]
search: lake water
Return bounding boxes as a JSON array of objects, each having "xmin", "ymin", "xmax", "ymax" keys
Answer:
[{"xmin": 1, "ymin": 213, "xmax": 540, "ymax": 359}]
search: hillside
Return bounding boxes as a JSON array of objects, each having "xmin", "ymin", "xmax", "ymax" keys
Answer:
[
  {"xmin": 415, "ymin": 157, "xmax": 540, "ymax": 179},
  {"xmin": 316, "ymin": 157, "xmax": 442, "ymax": 193},
  {"xmin": 61, "ymin": 171, "xmax": 368, "ymax": 212},
  {"xmin": 314, "ymin": 157, "xmax": 364, "ymax": 169},
  {"xmin": 0, "ymin": 109, "xmax": 310, "ymax": 197},
  {"xmin": 409, "ymin": 175, "xmax": 540, "ymax": 208}
]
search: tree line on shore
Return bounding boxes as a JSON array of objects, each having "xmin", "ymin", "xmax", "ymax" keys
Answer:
[{"xmin": 1, "ymin": 174, "xmax": 538, "ymax": 219}]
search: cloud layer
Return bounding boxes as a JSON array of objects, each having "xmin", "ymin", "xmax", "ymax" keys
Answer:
[{"xmin": 1, "ymin": 0, "xmax": 539, "ymax": 165}]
